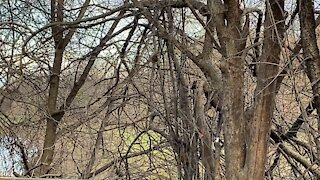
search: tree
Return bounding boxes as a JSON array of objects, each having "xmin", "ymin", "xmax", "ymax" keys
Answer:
[{"xmin": 1, "ymin": 0, "xmax": 320, "ymax": 179}]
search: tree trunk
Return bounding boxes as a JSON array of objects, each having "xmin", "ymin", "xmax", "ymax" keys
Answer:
[
  {"xmin": 299, "ymin": 0, "xmax": 320, "ymax": 163},
  {"xmin": 211, "ymin": 0, "xmax": 247, "ymax": 179},
  {"xmin": 244, "ymin": 0, "xmax": 285, "ymax": 179},
  {"xmin": 194, "ymin": 81, "xmax": 215, "ymax": 180},
  {"xmin": 38, "ymin": 0, "xmax": 65, "ymax": 175},
  {"xmin": 39, "ymin": 46, "xmax": 65, "ymax": 174}
]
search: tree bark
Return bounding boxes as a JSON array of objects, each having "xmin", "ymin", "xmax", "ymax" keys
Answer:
[
  {"xmin": 299, "ymin": 0, "xmax": 320, "ymax": 163},
  {"xmin": 208, "ymin": 0, "xmax": 247, "ymax": 179},
  {"xmin": 244, "ymin": 1, "xmax": 285, "ymax": 179}
]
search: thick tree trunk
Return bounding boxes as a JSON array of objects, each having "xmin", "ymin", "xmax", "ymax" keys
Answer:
[
  {"xmin": 299, "ymin": 0, "xmax": 320, "ymax": 163},
  {"xmin": 209, "ymin": 1, "xmax": 246, "ymax": 179},
  {"xmin": 244, "ymin": 1, "xmax": 285, "ymax": 179},
  {"xmin": 213, "ymin": 0, "xmax": 247, "ymax": 179},
  {"xmin": 208, "ymin": 1, "xmax": 285, "ymax": 179}
]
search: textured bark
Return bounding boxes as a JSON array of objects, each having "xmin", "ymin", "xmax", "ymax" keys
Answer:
[
  {"xmin": 244, "ymin": 1, "xmax": 285, "ymax": 179},
  {"xmin": 299, "ymin": 0, "xmax": 320, "ymax": 163},
  {"xmin": 208, "ymin": 1, "xmax": 247, "ymax": 179}
]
